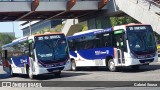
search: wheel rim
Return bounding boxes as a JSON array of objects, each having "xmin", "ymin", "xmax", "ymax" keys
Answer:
[
  {"xmin": 109, "ymin": 61, "xmax": 115, "ymax": 70},
  {"xmin": 28, "ymin": 68, "xmax": 33, "ymax": 78}
]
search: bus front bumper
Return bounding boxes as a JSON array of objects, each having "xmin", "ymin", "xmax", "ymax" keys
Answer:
[
  {"xmin": 124, "ymin": 56, "xmax": 158, "ymax": 66},
  {"xmin": 33, "ymin": 66, "xmax": 65, "ymax": 75}
]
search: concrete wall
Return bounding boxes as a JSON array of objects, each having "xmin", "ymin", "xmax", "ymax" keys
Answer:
[
  {"xmin": 66, "ymin": 25, "xmax": 82, "ymax": 36},
  {"xmin": 0, "ymin": 1, "xmax": 106, "ymax": 12},
  {"xmin": 0, "ymin": 2, "xmax": 31, "ymax": 12},
  {"xmin": 112, "ymin": 0, "xmax": 160, "ymax": 34},
  {"xmin": 61, "ymin": 19, "xmax": 78, "ymax": 36},
  {"xmin": 37, "ymin": 1, "xmax": 107, "ymax": 11}
]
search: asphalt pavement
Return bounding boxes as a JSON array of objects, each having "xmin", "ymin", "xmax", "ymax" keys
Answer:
[{"xmin": 0, "ymin": 57, "xmax": 160, "ymax": 90}]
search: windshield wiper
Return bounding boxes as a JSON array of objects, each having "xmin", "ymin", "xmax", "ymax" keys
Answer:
[
  {"xmin": 38, "ymin": 40, "xmax": 56, "ymax": 60},
  {"xmin": 133, "ymin": 32, "xmax": 146, "ymax": 50}
]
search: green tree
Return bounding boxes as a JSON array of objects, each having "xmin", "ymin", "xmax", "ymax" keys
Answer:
[
  {"xmin": 0, "ymin": 33, "xmax": 15, "ymax": 53},
  {"xmin": 33, "ymin": 24, "xmax": 64, "ymax": 35},
  {"xmin": 81, "ymin": 24, "xmax": 88, "ymax": 31},
  {"xmin": 51, "ymin": 24, "xmax": 64, "ymax": 32},
  {"xmin": 110, "ymin": 16, "xmax": 139, "ymax": 26},
  {"xmin": 154, "ymin": 31, "xmax": 160, "ymax": 43}
]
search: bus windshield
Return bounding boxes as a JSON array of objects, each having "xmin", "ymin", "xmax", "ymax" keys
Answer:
[
  {"xmin": 35, "ymin": 34, "xmax": 68, "ymax": 63},
  {"xmin": 126, "ymin": 25, "xmax": 156, "ymax": 54}
]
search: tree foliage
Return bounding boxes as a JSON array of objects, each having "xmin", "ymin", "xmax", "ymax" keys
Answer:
[
  {"xmin": 33, "ymin": 24, "xmax": 64, "ymax": 35},
  {"xmin": 53, "ymin": 24, "xmax": 64, "ymax": 32},
  {"xmin": 81, "ymin": 24, "xmax": 88, "ymax": 31},
  {"xmin": 0, "ymin": 33, "xmax": 15, "ymax": 53},
  {"xmin": 154, "ymin": 32, "xmax": 160, "ymax": 43},
  {"xmin": 110, "ymin": 16, "xmax": 139, "ymax": 27}
]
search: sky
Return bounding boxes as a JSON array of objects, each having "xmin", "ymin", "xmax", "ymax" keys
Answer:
[{"xmin": 0, "ymin": 22, "xmax": 23, "ymax": 38}]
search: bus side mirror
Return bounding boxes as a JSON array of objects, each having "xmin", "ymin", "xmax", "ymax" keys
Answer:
[
  {"xmin": 28, "ymin": 39, "xmax": 33, "ymax": 44},
  {"xmin": 28, "ymin": 39, "xmax": 35, "ymax": 49}
]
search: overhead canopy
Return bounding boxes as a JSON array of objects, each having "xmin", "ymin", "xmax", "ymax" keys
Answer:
[{"xmin": 0, "ymin": 0, "xmax": 108, "ymax": 21}]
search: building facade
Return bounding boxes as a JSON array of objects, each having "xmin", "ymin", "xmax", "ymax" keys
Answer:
[{"xmin": 20, "ymin": 20, "xmax": 62, "ymax": 36}]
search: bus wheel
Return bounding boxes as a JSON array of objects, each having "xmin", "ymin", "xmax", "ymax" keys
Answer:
[
  {"xmin": 108, "ymin": 59, "xmax": 117, "ymax": 72},
  {"xmin": 131, "ymin": 65, "xmax": 140, "ymax": 70},
  {"xmin": 71, "ymin": 60, "xmax": 76, "ymax": 71},
  {"xmin": 28, "ymin": 67, "xmax": 34, "ymax": 79},
  {"xmin": 54, "ymin": 71, "xmax": 61, "ymax": 77},
  {"xmin": 9, "ymin": 67, "xmax": 17, "ymax": 77}
]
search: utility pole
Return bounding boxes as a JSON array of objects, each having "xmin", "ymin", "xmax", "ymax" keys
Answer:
[
  {"xmin": 29, "ymin": 21, "xmax": 32, "ymax": 35},
  {"xmin": 12, "ymin": 22, "xmax": 15, "ymax": 37}
]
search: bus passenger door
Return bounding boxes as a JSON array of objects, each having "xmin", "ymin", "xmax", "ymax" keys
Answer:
[
  {"xmin": 29, "ymin": 41, "xmax": 36, "ymax": 72},
  {"xmin": 2, "ymin": 50, "xmax": 10, "ymax": 73},
  {"xmin": 114, "ymin": 31, "xmax": 126, "ymax": 65}
]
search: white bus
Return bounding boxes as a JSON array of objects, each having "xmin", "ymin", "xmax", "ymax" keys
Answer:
[
  {"xmin": 67, "ymin": 24, "xmax": 158, "ymax": 71},
  {"xmin": 2, "ymin": 32, "xmax": 70, "ymax": 79}
]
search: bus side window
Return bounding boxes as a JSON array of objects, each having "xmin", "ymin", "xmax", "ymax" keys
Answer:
[
  {"xmin": 103, "ymin": 33, "xmax": 112, "ymax": 47},
  {"xmin": 68, "ymin": 40, "xmax": 76, "ymax": 51},
  {"xmin": 23, "ymin": 42, "xmax": 29, "ymax": 55},
  {"xmin": 29, "ymin": 43, "xmax": 34, "ymax": 57},
  {"xmin": 77, "ymin": 41, "xmax": 83, "ymax": 50},
  {"xmin": 84, "ymin": 40, "xmax": 94, "ymax": 49},
  {"xmin": 76, "ymin": 38, "xmax": 83, "ymax": 50}
]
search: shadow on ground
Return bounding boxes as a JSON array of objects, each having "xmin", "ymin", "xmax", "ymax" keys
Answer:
[
  {"xmin": 74, "ymin": 64, "xmax": 160, "ymax": 73},
  {"xmin": 0, "ymin": 73, "xmax": 11, "ymax": 80},
  {"xmin": 5, "ymin": 71, "xmax": 91, "ymax": 80},
  {"xmin": 120, "ymin": 64, "xmax": 160, "ymax": 73},
  {"xmin": 1, "ymin": 63, "xmax": 160, "ymax": 80},
  {"xmin": 34, "ymin": 71, "xmax": 90, "ymax": 80}
]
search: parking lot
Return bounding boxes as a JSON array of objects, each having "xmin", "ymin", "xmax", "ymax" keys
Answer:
[
  {"xmin": 0, "ymin": 58, "xmax": 160, "ymax": 90},
  {"xmin": 0, "ymin": 58, "xmax": 160, "ymax": 81}
]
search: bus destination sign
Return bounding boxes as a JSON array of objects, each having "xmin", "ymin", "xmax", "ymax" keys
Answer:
[
  {"xmin": 128, "ymin": 26, "xmax": 147, "ymax": 30},
  {"xmin": 37, "ymin": 35, "xmax": 61, "ymax": 41}
]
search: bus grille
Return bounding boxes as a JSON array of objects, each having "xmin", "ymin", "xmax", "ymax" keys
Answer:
[
  {"xmin": 139, "ymin": 58, "xmax": 154, "ymax": 63},
  {"xmin": 47, "ymin": 67, "xmax": 64, "ymax": 72}
]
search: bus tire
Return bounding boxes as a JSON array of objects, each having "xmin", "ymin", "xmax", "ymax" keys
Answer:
[
  {"xmin": 131, "ymin": 65, "xmax": 140, "ymax": 70},
  {"xmin": 54, "ymin": 71, "xmax": 61, "ymax": 77},
  {"xmin": 27, "ymin": 67, "xmax": 34, "ymax": 79},
  {"xmin": 108, "ymin": 59, "xmax": 117, "ymax": 72},
  {"xmin": 9, "ymin": 67, "xmax": 17, "ymax": 77},
  {"xmin": 71, "ymin": 60, "xmax": 76, "ymax": 71}
]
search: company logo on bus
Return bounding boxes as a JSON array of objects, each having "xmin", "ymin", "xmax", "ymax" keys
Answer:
[
  {"xmin": 20, "ymin": 59, "xmax": 28, "ymax": 63},
  {"xmin": 95, "ymin": 50, "xmax": 109, "ymax": 55}
]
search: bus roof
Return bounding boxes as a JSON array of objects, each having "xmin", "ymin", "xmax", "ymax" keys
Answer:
[
  {"xmin": 34, "ymin": 32, "xmax": 64, "ymax": 36},
  {"xmin": 73, "ymin": 29, "xmax": 103, "ymax": 36},
  {"xmin": 67, "ymin": 28, "xmax": 112, "ymax": 40},
  {"xmin": 113, "ymin": 23, "xmax": 151, "ymax": 31},
  {"xmin": 2, "ymin": 36, "xmax": 28, "ymax": 49},
  {"xmin": 2, "ymin": 32, "xmax": 65, "ymax": 49},
  {"xmin": 125, "ymin": 23, "xmax": 150, "ymax": 26}
]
